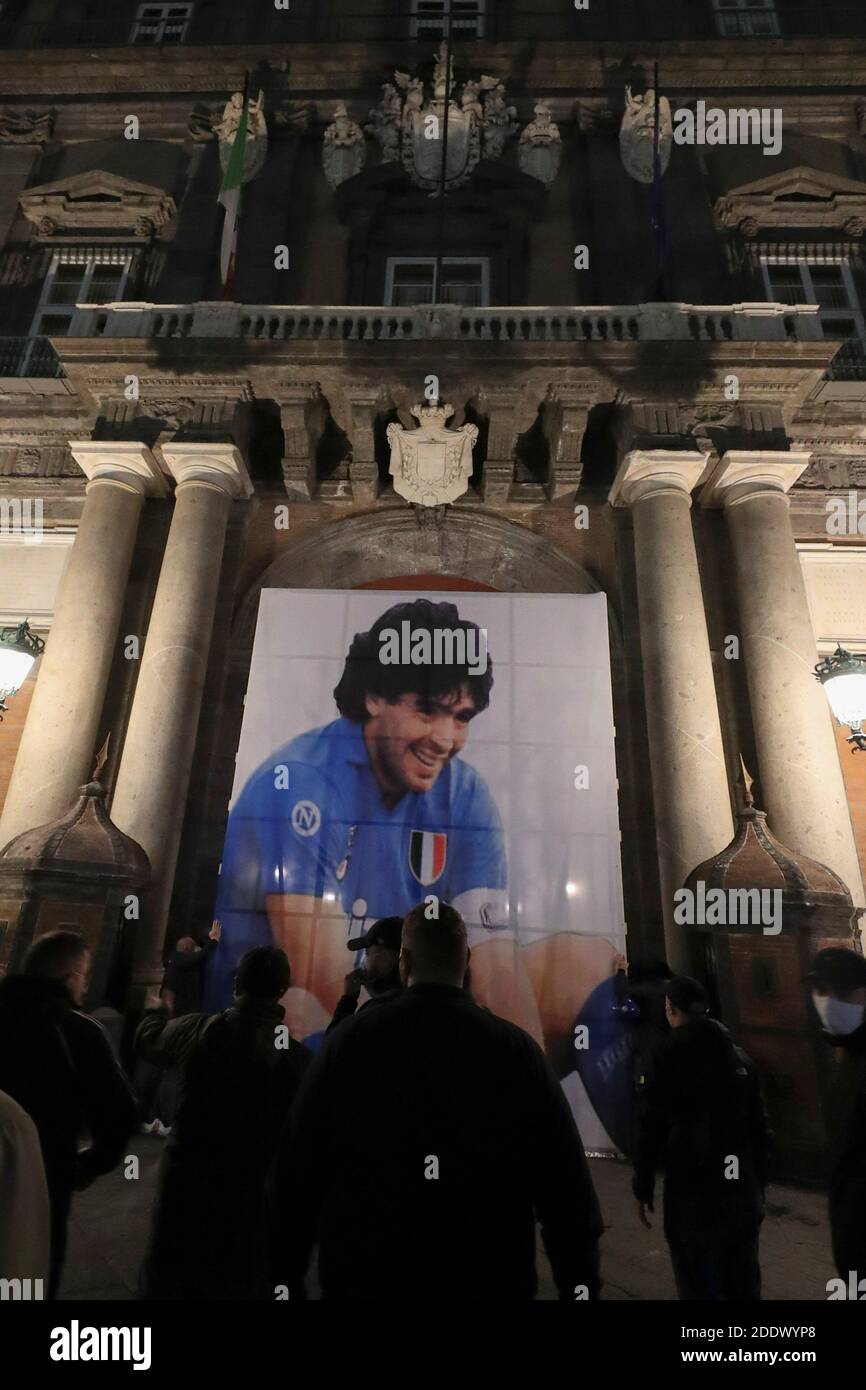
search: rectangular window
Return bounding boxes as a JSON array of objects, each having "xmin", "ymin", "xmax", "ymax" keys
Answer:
[
  {"xmin": 409, "ymin": 0, "xmax": 485, "ymax": 40},
  {"xmin": 385, "ymin": 257, "xmax": 489, "ymax": 306},
  {"xmin": 761, "ymin": 256, "xmax": 866, "ymax": 379},
  {"xmin": 712, "ymin": 0, "xmax": 780, "ymax": 37},
  {"xmin": 29, "ymin": 251, "xmax": 132, "ymax": 339},
  {"xmin": 130, "ymin": 3, "xmax": 193, "ymax": 45}
]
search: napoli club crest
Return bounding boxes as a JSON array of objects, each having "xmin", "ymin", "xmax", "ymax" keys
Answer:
[{"xmin": 409, "ymin": 830, "xmax": 447, "ymax": 885}]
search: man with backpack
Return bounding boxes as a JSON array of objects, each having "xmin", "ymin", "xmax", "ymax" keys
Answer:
[
  {"xmin": 632, "ymin": 975, "xmax": 770, "ymax": 1300},
  {"xmin": 135, "ymin": 945, "xmax": 310, "ymax": 1299}
]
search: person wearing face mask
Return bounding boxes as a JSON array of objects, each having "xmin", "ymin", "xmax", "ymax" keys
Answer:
[{"xmin": 805, "ymin": 947, "xmax": 866, "ymax": 1281}]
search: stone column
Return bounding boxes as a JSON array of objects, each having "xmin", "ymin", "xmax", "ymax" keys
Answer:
[
  {"xmin": 110, "ymin": 444, "xmax": 252, "ymax": 1002},
  {"xmin": 0, "ymin": 442, "xmax": 166, "ymax": 846},
  {"xmin": 702, "ymin": 451, "xmax": 865, "ymax": 912},
  {"xmin": 610, "ymin": 451, "xmax": 734, "ymax": 970}
]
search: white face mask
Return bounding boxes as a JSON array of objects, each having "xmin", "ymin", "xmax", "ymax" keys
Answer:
[{"xmin": 812, "ymin": 992, "xmax": 866, "ymax": 1037}]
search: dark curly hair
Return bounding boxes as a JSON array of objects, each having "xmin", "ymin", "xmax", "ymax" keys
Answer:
[{"xmin": 333, "ymin": 598, "xmax": 493, "ymax": 725}]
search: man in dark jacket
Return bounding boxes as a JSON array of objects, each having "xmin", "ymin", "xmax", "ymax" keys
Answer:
[
  {"xmin": 161, "ymin": 920, "xmax": 221, "ymax": 1017},
  {"xmin": 136, "ymin": 945, "xmax": 310, "ymax": 1300},
  {"xmin": 633, "ymin": 975, "xmax": 770, "ymax": 1301},
  {"xmin": 0, "ymin": 930, "xmax": 138, "ymax": 1298},
  {"xmin": 326, "ymin": 915, "xmax": 403, "ymax": 1034},
  {"xmin": 271, "ymin": 902, "xmax": 603, "ymax": 1301},
  {"xmin": 805, "ymin": 946, "xmax": 866, "ymax": 1281}
]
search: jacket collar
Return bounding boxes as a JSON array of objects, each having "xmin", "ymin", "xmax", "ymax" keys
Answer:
[
  {"xmin": 407, "ymin": 982, "xmax": 468, "ymax": 1000},
  {"xmin": 230, "ymin": 995, "xmax": 285, "ymax": 1024}
]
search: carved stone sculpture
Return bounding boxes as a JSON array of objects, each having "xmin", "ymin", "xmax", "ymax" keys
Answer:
[
  {"xmin": 216, "ymin": 89, "xmax": 268, "ymax": 184},
  {"xmin": 387, "ymin": 402, "xmax": 478, "ymax": 507},
  {"xmin": 322, "ymin": 103, "xmax": 366, "ymax": 189},
  {"xmin": 365, "ymin": 45, "xmax": 519, "ymax": 191},
  {"xmin": 482, "ymin": 81, "xmax": 518, "ymax": 160},
  {"xmin": 619, "ymin": 85, "xmax": 673, "ymax": 184},
  {"xmin": 518, "ymin": 102, "xmax": 562, "ymax": 188},
  {"xmin": 0, "ymin": 108, "xmax": 54, "ymax": 144},
  {"xmin": 366, "ymin": 82, "xmax": 403, "ymax": 163}
]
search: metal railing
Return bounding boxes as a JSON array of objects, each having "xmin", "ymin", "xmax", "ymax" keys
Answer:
[
  {"xmin": 825, "ymin": 338, "xmax": 866, "ymax": 381},
  {"xmin": 0, "ymin": 336, "xmax": 63, "ymax": 378},
  {"xmin": 66, "ymin": 299, "xmax": 825, "ymax": 343}
]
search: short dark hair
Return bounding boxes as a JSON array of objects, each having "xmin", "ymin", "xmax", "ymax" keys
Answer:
[
  {"xmin": 235, "ymin": 946, "xmax": 290, "ymax": 1000},
  {"xmin": 333, "ymin": 598, "xmax": 493, "ymax": 725},
  {"xmin": 665, "ymin": 975, "xmax": 709, "ymax": 1015},
  {"xmin": 402, "ymin": 902, "xmax": 468, "ymax": 978},
  {"xmin": 628, "ymin": 958, "xmax": 672, "ymax": 987},
  {"xmin": 23, "ymin": 930, "xmax": 89, "ymax": 981}
]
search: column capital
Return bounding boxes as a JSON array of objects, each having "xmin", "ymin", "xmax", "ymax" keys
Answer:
[
  {"xmin": 700, "ymin": 450, "xmax": 812, "ymax": 508},
  {"xmin": 158, "ymin": 443, "xmax": 253, "ymax": 499},
  {"xmin": 69, "ymin": 440, "xmax": 169, "ymax": 498},
  {"xmin": 608, "ymin": 450, "xmax": 712, "ymax": 509}
]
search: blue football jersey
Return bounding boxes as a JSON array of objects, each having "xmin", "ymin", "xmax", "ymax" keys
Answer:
[{"xmin": 204, "ymin": 717, "xmax": 507, "ymax": 1007}]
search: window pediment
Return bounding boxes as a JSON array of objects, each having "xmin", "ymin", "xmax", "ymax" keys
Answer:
[
  {"xmin": 715, "ymin": 165, "xmax": 866, "ymax": 237},
  {"xmin": 20, "ymin": 170, "xmax": 176, "ymax": 238}
]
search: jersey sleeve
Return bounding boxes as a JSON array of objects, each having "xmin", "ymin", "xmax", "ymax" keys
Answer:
[
  {"xmin": 204, "ymin": 757, "xmax": 345, "ymax": 1009},
  {"xmin": 219, "ymin": 758, "xmax": 347, "ymax": 905},
  {"xmin": 447, "ymin": 767, "xmax": 509, "ymax": 932}
]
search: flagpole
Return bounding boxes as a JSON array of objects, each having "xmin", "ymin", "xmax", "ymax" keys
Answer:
[
  {"xmin": 219, "ymin": 70, "xmax": 250, "ymax": 301},
  {"xmin": 433, "ymin": 7, "xmax": 453, "ymax": 307},
  {"xmin": 651, "ymin": 59, "xmax": 665, "ymax": 302}
]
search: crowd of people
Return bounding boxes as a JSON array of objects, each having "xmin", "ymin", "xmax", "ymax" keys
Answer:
[{"xmin": 0, "ymin": 906, "xmax": 864, "ymax": 1302}]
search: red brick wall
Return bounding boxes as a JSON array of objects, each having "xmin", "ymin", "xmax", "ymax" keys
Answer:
[
  {"xmin": 0, "ymin": 676, "xmax": 34, "ymax": 830},
  {"xmin": 837, "ymin": 722, "xmax": 866, "ymax": 890}
]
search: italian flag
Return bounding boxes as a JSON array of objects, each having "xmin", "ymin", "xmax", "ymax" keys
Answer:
[{"xmin": 218, "ymin": 80, "xmax": 249, "ymax": 297}]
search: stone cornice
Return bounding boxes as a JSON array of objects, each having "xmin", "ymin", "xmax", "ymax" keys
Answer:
[
  {"xmin": 0, "ymin": 40, "xmax": 865, "ymax": 100},
  {"xmin": 20, "ymin": 171, "xmax": 176, "ymax": 239},
  {"xmin": 716, "ymin": 165, "xmax": 866, "ymax": 237}
]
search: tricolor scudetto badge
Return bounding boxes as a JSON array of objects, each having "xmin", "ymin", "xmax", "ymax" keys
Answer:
[{"xmin": 408, "ymin": 830, "xmax": 447, "ymax": 885}]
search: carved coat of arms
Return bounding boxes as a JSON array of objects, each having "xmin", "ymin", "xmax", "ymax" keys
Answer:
[
  {"xmin": 387, "ymin": 403, "xmax": 478, "ymax": 506},
  {"xmin": 366, "ymin": 43, "xmax": 517, "ymax": 192},
  {"xmin": 215, "ymin": 89, "xmax": 269, "ymax": 185}
]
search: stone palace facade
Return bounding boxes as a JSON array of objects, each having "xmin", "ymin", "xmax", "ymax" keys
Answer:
[{"xmin": 0, "ymin": 3, "xmax": 864, "ymax": 1156}]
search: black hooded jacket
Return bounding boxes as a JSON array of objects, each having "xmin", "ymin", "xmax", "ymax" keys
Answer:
[
  {"xmin": 632, "ymin": 1016, "xmax": 770, "ymax": 1208},
  {"xmin": 272, "ymin": 982, "xmax": 603, "ymax": 1301},
  {"xmin": 823, "ymin": 1023, "xmax": 866, "ymax": 1276},
  {"xmin": 135, "ymin": 999, "xmax": 312, "ymax": 1299},
  {"xmin": 0, "ymin": 974, "xmax": 137, "ymax": 1197}
]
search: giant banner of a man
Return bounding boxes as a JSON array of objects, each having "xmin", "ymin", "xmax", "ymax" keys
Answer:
[{"xmin": 204, "ymin": 589, "xmax": 629, "ymax": 1151}]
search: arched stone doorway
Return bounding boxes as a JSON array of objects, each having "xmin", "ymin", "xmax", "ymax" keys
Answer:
[
  {"xmin": 232, "ymin": 508, "xmax": 606, "ymax": 644},
  {"xmin": 359, "ymin": 575, "xmax": 495, "ymax": 592},
  {"xmin": 176, "ymin": 509, "xmax": 656, "ymax": 973}
]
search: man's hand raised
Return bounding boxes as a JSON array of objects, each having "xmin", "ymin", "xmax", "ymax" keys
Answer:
[{"xmin": 343, "ymin": 968, "xmax": 365, "ymax": 999}]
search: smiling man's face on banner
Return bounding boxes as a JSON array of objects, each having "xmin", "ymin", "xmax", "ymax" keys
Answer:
[{"xmin": 363, "ymin": 687, "xmax": 477, "ymax": 803}]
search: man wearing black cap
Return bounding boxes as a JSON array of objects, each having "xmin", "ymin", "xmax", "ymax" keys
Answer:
[
  {"xmin": 805, "ymin": 946, "xmax": 866, "ymax": 1282},
  {"xmin": 326, "ymin": 915, "xmax": 403, "ymax": 1033},
  {"xmin": 632, "ymin": 975, "xmax": 770, "ymax": 1300}
]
